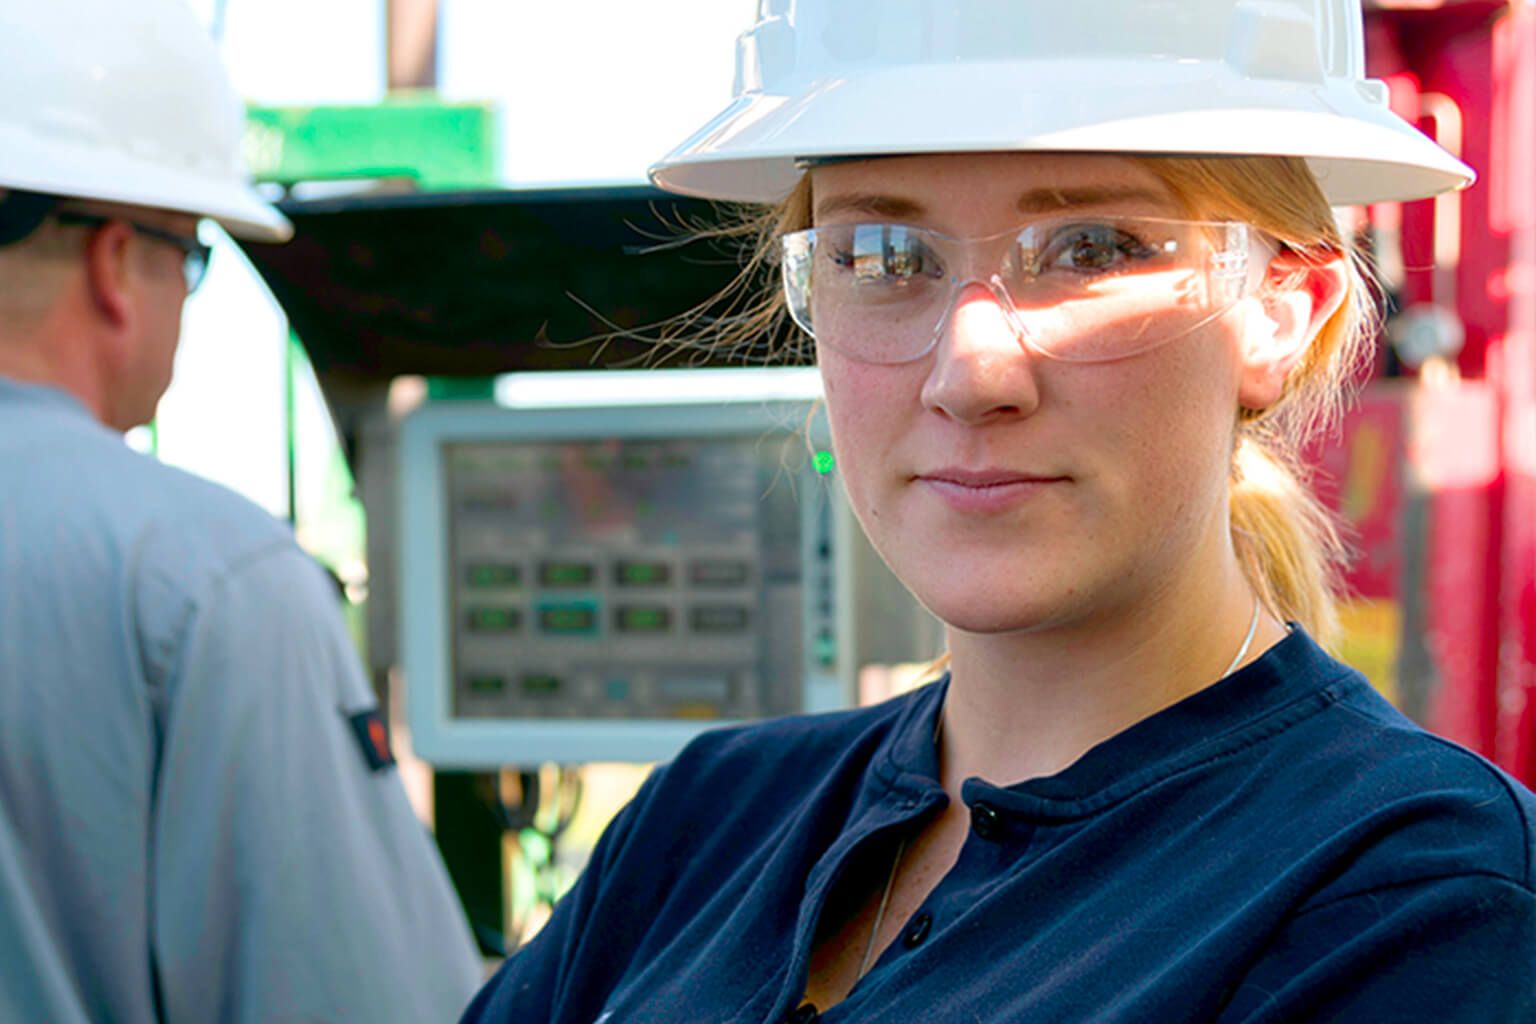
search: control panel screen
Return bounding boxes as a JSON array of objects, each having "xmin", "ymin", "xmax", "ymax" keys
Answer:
[{"xmin": 444, "ymin": 434, "xmax": 809, "ymax": 723}]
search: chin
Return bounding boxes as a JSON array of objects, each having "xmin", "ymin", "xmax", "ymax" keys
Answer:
[
  {"xmin": 881, "ymin": 541, "xmax": 1080, "ymax": 634},
  {"xmin": 911, "ymin": 582, "xmax": 1069, "ymax": 638}
]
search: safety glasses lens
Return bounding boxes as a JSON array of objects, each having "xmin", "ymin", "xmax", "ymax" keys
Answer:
[{"xmin": 780, "ymin": 217, "xmax": 1251, "ymax": 364}]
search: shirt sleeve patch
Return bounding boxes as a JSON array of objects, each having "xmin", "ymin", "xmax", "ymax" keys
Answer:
[{"xmin": 346, "ymin": 708, "xmax": 397, "ymax": 772}]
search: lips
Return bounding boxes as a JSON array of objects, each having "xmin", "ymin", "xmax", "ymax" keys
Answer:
[
  {"xmin": 918, "ymin": 468, "xmax": 1063, "ymax": 488},
  {"xmin": 914, "ymin": 467, "xmax": 1069, "ymax": 512}
]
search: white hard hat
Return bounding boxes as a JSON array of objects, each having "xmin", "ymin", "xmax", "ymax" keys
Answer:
[
  {"xmin": 650, "ymin": 0, "xmax": 1473, "ymax": 207},
  {"xmin": 0, "ymin": 0, "xmax": 291, "ymax": 242}
]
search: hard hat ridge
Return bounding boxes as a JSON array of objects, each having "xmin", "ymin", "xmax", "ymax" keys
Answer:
[{"xmin": 651, "ymin": 0, "xmax": 1473, "ymax": 206}]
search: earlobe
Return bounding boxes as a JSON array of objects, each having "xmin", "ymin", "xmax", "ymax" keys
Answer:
[{"xmin": 1237, "ymin": 251, "xmax": 1349, "ymax": 410}]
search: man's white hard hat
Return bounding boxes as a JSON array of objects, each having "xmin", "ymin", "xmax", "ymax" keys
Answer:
[
  {"xmin": 650, "ymin": 0, "xmax": 1474, "ymax": 207},
  {"xmin": 0, "ymin": 0, "xmax": 291, "ymax": 242}
]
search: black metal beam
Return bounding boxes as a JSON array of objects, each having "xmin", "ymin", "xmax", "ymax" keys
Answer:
[{"xmin": 237, "ymin": 186, "xmax": 788, "ymax": 384}]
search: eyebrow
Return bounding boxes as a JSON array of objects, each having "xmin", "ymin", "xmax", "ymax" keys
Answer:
[
  {"xmin": 1015, "ymin": 185, "xmax": 1174, "ymax": 214},
  {"xmin": 813, "ymin": 193, "xmax": 926, "ymax": 221},
  {"xmin": 814, "ymin": 184, "xmax": 1176, "ymax": 223}
]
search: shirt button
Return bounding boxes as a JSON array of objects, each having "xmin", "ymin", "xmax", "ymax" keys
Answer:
[
  {"xmin": 902, "ymin": 911, "xmax": 933, "ymax": 948},
  {"xmin": 971, "ymin": 801, "xmax": 1001, "ymax": 840},
  {"xmin": 788, "ymin": 1004, "xmax": 820, "ymax": 1024}
]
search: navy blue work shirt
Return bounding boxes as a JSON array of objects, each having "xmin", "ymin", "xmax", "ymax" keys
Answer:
[{"xmin": 462, "ymin": 629, "xmax": 1536, "ymax": 1022}]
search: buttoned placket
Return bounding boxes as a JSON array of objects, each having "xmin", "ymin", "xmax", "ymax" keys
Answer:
[
  {"xmin": 769, "ymin": 680, "xmax": 979, "ymax": 1024},
  {"xmin": 800, "ymin": 796, "xmax": 1048, "ymax": 1023},
  {"xmin": 770, "ymin": 782, "xmax": 946, "ymax": 1023}
]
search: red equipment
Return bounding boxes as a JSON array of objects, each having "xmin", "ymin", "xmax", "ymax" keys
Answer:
[{"xmin": 1324, "ymin": 1, "xmax": 1536, "ymax": 784}]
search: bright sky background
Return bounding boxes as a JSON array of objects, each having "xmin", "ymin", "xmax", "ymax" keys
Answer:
[{"xmin": 157, "ymin": 0, "xmax": 745, "ymax": 516}]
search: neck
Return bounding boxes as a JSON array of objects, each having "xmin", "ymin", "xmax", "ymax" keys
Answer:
[
  {"xmin": 935, "ymin": 547, "xmax": 1286, "ymax": 792},
  {"xmin": 0, "ymin": 322, "xmax": 115, "ymax": 428}
]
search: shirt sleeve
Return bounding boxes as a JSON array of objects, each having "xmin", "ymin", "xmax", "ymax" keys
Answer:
[
  {"xmin": 459, "ymin": 762, "xmax": 672, "ymax": 1024},
  {"xmin": 1221, "ymin": 873, "xmax": 1536, "ymax": 1022},
  {"xmin": 149, "ymin": 544, "xmax": 482, "ymax": 1024}
]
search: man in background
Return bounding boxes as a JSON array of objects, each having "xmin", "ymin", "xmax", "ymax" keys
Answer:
[{"xmin": 0, "ymin": 1, "xmax": 482, "ymax": 1020}]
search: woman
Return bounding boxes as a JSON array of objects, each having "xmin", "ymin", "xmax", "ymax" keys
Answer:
[{"xmin": 462, "ymin": 3, "xmax": 1535, "ymax": 1021}]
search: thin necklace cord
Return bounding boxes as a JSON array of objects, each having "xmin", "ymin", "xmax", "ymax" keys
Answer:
[{"xmin": 855, "ymin": 595, "xmax": 1262, "ymax": 982}]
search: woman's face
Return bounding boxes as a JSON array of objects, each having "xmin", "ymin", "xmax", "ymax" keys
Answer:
[{"xmin": 811, "ymin": 152, "xmax": 1260, "ymax": 636}]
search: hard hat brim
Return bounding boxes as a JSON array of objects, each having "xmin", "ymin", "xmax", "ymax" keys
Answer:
[
  {"xmin": 0, "ymin": 124, "xmax": 292, "ymax": 243},
  {"xmin": 650, "ymin": 61, "xmax": 1474, "ymax": 207}
]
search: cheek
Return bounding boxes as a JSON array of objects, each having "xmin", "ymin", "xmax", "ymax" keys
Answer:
[
  {"xmin": 818, "ymin": 354, "xmax": 914, "ymax": 513},
  {"xmin": 1099, "ymin": 339, "xmax": 1242, "ymax": 513}
]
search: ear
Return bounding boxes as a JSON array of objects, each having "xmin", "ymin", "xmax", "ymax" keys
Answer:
[
  {"xmin": 80, "ymin": 220, "xmax": 138, "ymax": 332},
  {"xmin": 1237, "ymin": 249, "xmax": 1349, "ymax": 410}
]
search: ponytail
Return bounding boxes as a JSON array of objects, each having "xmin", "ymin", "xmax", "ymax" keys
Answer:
[
  {"xmin": 1229, "ymin": 434, "xmax": 1345, "ymax": 645},
  {"xmin": 1141, "ymin": 155, "xmax": 1377, "ymax": 652}
]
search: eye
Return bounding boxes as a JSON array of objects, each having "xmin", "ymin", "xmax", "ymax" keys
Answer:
[
  {"xmin": 826, "ymin": 224, "xmax": 944, "ymax": 288},
  {"xmin": 1036, "ymin": 222, "xmax": 1159, "ymax": 275}
]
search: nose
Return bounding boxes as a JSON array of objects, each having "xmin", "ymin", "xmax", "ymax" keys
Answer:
[{"xmin": 920, "ymin": 281, "xmax": 1042, "ymax": 424}]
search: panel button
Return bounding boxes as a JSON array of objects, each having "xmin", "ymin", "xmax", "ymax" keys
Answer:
[
  {"xmin": 614, "ymin": 559, "xmax": 671, "ymax": 587},
  {"xmin": 465, "ymin": 563, "xmax": 521, "ymax": 589},
  {"xmin": 538, "ymin": 560, "xmax": 596, "ymax": 587},
  {"xmin": 520, "ymin": 673, "xmax": 562, "ymax": 697},
  {"xmin": 465, "ymin": 674, "xmax": 505, "ymax": 695},
  {"xmin": 690, "ymin": 604, "xmax": 751, "ymax": 634},
  {"xmin": 971, "ymin": 801, "xmax": 1001, "ymax": 840},
  {"xmin": 465, "ymin": 606, "xmax": 522, "ymax": 634},
  {"xmin": 658, "ymin": 675, "xmax": 731, "ymax": 703},
  {"xmin": 614, "ymin": 604, "xmax": 672, "ymax": 634},
  {"xmin": 537, "ymin": 602, "xmax": 599, "ymax": 636},
  {"xmin": 690, "ymin": 559, "xmax": 750, "ymax": 587},
  {"xmin": 902, "ymin": 911, "xmax": 933, "ymax": 948}
]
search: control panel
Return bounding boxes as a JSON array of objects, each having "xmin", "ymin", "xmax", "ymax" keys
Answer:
[{"xmin": 399, "ymin": 399, "xmax": 851, "ymax": 766}]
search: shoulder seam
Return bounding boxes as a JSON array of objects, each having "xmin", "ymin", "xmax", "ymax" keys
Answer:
[
  {"xmin": 1292, "ymin": 869, "xmax": 1536, "ymax": 920},
  {"xmin": 149, "ymin": 538, "xmax": 327, "ymax": 687},
  {"xmin": 1083, "ymin": 673, "xmax": 1358, "ymax": 812},
  {"xmin": 206, "ymin": 535, "xmax": 309, "ymax": 590},
  {"xmin": 1334, "ymin": 701, "xmax": 1535, "ymax": 889}
]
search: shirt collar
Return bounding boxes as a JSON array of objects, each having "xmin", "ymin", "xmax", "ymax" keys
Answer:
[
  {"xmin": 0, "ymin": 374, "xmax": 94, "ymax": 421},
  {"xmin": 875, "ymin": 627, "xmax": 1357, "ymax": 818}
]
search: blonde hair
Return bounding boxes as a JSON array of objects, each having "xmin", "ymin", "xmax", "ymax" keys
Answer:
[
  {"xmin": 1142, "ymin": 156, "xmax": 1374, "ymax": 645},
  {"xmin": 664, "ymin": 155, "xmax": 1373, "ymax": 644}
]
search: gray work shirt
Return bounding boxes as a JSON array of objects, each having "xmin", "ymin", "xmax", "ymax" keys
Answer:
[{"xmin": 0, "ymin": 377, "xmax": 481, "ymax": 1023}]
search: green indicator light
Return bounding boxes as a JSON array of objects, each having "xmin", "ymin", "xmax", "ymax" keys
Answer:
[
  {"xmin": 815, "ymin": 632, "xmax": 838, "ymax": 666},
  {"xmin": 540, "ymin": 561, "xmax": 595, "ymax": 587},
  {"xmin": 538, "ymin": 604, "xmax": 599, "ymax": 634},
  {"xmin": 467, "ymin": 564, "xmax": 521, "ymax": 588},
  {"xmin": 468, "ymin": 674, "xmax": 506, "ymax": 695},
  {"xmin": 521, "ymin": 674, "xmax": 562, "ymax": 696},
  {"xmin": 813, "ymin": 450, "xmax": 836, "ymax": 475},
  {"xmin": 467, "ymin": 607, "xmax": 521, "ymax": 633},
  {"xmin": 617, "ymin": 560, "xmax": 670, "ymax": 587},
  {"xmin": 617, "ymin": 606, "xmax": 671, "ymax": 633}
]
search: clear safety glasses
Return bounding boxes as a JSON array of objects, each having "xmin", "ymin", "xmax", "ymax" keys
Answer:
[
  {"xmin": 54, "ymin": 211, "xmax": 212, "ymax": 293},
  {"xmin": 780, "ymin": 216, "xmax": 1255, "ymax": 364}
]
